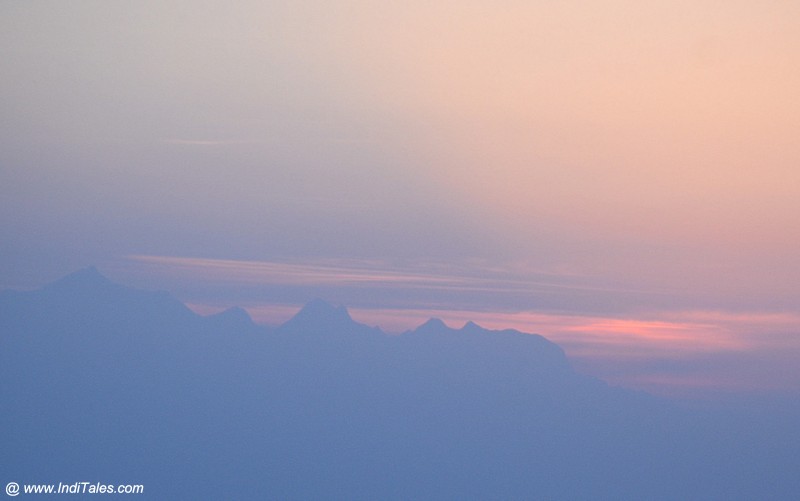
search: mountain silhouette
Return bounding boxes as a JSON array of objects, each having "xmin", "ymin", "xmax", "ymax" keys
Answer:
[
  {"xmin": 44, "ymin": 265, "xmax": 112, "ymax": 291},
  {"xmin": 206, "ymin": 305, "xmax": 262, "ymax": 333},
  {"xmin": 2, "ymin": 269, "xmax": 799, "ymax": 500},
  {"xmin": 279, "ymin": 297, "xmax": 367, "ymax": 334}
]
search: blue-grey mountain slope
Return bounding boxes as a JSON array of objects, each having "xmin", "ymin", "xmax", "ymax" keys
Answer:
[{"xmin": 2, "ymin": 269, "xmax": 798, "ymax": 500}]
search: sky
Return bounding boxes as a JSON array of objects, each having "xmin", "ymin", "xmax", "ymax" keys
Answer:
[{"xmin": 2, "ymin": 0, "xmax": 799, "ymax": 398}]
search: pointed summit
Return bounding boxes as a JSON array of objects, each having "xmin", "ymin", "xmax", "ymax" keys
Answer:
[
  {"xmin": 299, "ymin": 298, "xmax": 352, "ymax": 321},
  {"xmin": 59, "ymin": 265, "xmax": 107, "ymax": 281},
  {"xmin": 207, "ymin": 306, "xmax": 256, "ymax": 331},
  {"xmin": 411, "ymin": 317, "xmax": 451, "ymax": 335},
  {"xmin": 422, "ymin": 317, "xmax": 447, "ymax": 329},
  {"xmin": 30, "ymin": 267, "xmax": 198, "ymax": 325},
  {"xmin": 215, "ymin": 306, "xmax": 253, "ymax": 322},
  {"xmin": 280, "ymin": 298, "xmax": 355, "ymax": 334},
  {"xmin": 461, "ymin": 320, "xmax": 482, "ymax": 332},
  {"xmin": 275, "ymin": 298, "xmax": 387, "ymax": 341},
  {"xmin": 44, "ymin": 266, "xmax": 116, "ymax": 293}
]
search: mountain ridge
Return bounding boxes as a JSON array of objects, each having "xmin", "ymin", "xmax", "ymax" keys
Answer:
[
  {"xmin": 10, "ymin": 267, "xmax": 560, "ymax": 348},
  {"xmin": 4, "ymin": 267, "xmax": 798, "ymax": 499}
]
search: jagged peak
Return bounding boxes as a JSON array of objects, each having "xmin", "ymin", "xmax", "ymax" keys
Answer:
[
  {"xmin": 411, "ymin": 317, "xmax": 452, "ymax": 334},
  {"xmin": 206, "ymin": 306, "xmax": 256, "ymax": 331},
  {"xmin": 211, "ymin": 306, "xmax": 253, "ymax": 322},
  {"xmin": 26, "ymin": 267, "xmax": 199, "ymax": 323},
  {"xmin": 423, "ymin": 317, "xmax": 447, "ymax": 328},
  {"xmin": 288, "ymin": 298, "xmax": 353, "ymax": 325},
  {"xmin": 302, "ymin": 298, "xmax": 350, "ymax": 316},
  {"xmin": 64, "ymin": 265, "xmax": 106, "ymax": 280},
  {"xmin": 461, "ymin": 320, "xmax": 482, "ymax": 331},
  {"xmin": 44, "ymin": 266, "xmax": 115, "ymax": 291}
]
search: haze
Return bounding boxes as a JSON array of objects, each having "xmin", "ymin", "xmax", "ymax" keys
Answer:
[{"xmin": 2, "ymin": 1, "xmax": 799, "ymax": 397}]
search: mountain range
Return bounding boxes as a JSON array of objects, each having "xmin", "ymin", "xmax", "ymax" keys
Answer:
[{"xmin": 2, "ymin": 268, "xmax": 798, "ymax": 499}]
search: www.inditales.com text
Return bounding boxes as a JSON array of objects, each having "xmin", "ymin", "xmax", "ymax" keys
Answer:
[{"xmin": 6, "ymin": 482, "xmax": 143, "ymax": 496}]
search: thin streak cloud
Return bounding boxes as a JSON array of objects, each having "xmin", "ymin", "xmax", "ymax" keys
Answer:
[
  {"xmin": 124, "ymin": 254, "xmax": 671, "ymax": 299},
  {"xmin": 161, "ymin": 138, "xmax": 261, "ymax": 146}
]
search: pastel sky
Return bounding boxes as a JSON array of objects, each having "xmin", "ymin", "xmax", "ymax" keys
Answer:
[{"xmin": 2, "ymin": 1, "xmax": 799, "ymax": 397}]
